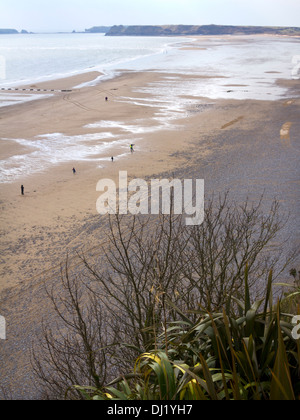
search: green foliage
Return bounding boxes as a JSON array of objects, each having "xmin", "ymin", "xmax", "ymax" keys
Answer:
[
  {"xmin": 34, "ymin": 196, "xmax": 296, "ymax": 399},
  {"xmin": 76, "ymin": 269, "xmax": 300, "ymax": 401}
]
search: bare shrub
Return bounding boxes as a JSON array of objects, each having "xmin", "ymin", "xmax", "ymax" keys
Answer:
[{"xmin": 32, "ymin": 194, "xmax": 293, "ymax": 399}]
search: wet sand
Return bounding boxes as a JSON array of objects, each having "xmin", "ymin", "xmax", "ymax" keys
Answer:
[{"xmin": 0, "ymin": 67, "xmax": 299, "ymax": 399}]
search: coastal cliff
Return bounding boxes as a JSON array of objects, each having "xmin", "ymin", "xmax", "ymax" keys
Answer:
[
  {"xmin": 105, "ymin": 24, "xmax": 300, "ymax": 36},
  {"xmin": 85, "ymin": 26, "xmax": 112, "ymax": 33},
  {"xmin": 0, "ymin": 29, "xmax": 19, "ymax": 34}
]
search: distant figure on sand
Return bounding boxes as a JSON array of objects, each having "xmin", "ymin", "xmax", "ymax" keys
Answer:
[
  {"xmin": 21, "ymin": 185, "xmax": 24, "ymax": 195},
  {"xmin": 73, "ymin": 167, "xmax": 76, "ymax": 175},
  {"xmin": 105, "ymin": 97, "xmax": 108, "ymax": 102},
  {"xmin": 130, "ymin": 144, "xmax": 135, "ymax": 153},
  {"xmin": 111, "ymin": 157, "xmax": 114, "ymax": 162}
]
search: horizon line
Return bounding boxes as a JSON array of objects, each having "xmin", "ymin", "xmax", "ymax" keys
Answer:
[{"xmin": 2, "ymin": 23, "xmax": 300, "ymax": 34}]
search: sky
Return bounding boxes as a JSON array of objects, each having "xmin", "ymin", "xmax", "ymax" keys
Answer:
[{"xmin": 0, "ymin": 0, "xmax": 300, "ymax": 33}]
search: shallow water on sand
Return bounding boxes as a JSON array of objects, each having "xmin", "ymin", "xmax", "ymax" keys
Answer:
[{"xmin": 0, "ymin": 34, "xmax": 299, "ymax": 183}]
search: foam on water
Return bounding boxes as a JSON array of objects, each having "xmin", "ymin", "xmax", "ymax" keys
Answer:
[
  {"xmin": 0, "ymin": 34, "xmax": 299, "ymax": 183},
  {"xmin": 0, "ymin": 132, "xmax": 131, "ymax": 183},
  {"xmin": 1, "ymin": 34, "xmax": 298, "ymax": 101},
  {"xmin": 0, "ymin": 86, "xmax": 190, "ymax": 184},
  {"xmin": 0, "ymin": 92, "xmax": 52, "ymax": 107},
  {"xmin": 85, "ymin": 116, "xmax": 181, "ymax": 133}
]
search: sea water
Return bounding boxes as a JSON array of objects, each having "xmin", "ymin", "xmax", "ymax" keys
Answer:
[
  {"xmin": 0, "ymin": 33, "xmax": 299, "ymax": 98},
  {"xmin": 0, "ymin": 34, "xmax": 299, "ymax": 183},
  {"xmin": 0, "ymin": 33, "xmax": 182, "ymax": 87}
]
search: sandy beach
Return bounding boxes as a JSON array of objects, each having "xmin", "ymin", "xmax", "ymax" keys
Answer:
[
  {"xmin": 0, "ymin": 70, "xmax": 204, "ymax": 293},
  {"xmin": 0, "ymin": 54, "xmax": 300, "ymax": 398}
]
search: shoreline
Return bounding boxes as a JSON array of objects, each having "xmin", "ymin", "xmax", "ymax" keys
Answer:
[
  {"xmin": 0, "ymin": 34, "xmax": 185, "ymax": 92},
  {"xmin": 1, "ymin": 33, "xmax": 299, "ymax": 94},
  {"xmin": 0, "ymin": 69, "xmax": 201, "ymax": 292},
  {"xmin": 0, "ymin": 68, "xmax": 300, "ymax": 292},
  {"xmin": 0, "ymin": 71, "xmax": 104, "ymax": 108},
  {"xmin": 0, "ymin": 51, "xmax": 299, "ymax": 398}
]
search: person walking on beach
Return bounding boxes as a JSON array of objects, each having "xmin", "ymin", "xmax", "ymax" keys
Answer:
[
  {"xmin": 111, "ymin": 157, "xmax": 114, "ymax": 162},
  {"xmin": 130, "ymin": 144, "xmax": 134, "ymax": 153},
  {"xmin": 72, "ymin": 167, "xmax": 76, "ymax": 175},
  {"xmin": 21, "ymin": 185, "xmax": 24, "ymax": 196}
]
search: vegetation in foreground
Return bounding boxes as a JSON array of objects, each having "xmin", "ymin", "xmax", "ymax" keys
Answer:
[
  {"xmin": 30, "ymin": 195, "xmax": 299, "ymax": 400},
  {"xmin": 77, "ymin": 271, "xmax": 300, "ymax": 401}
]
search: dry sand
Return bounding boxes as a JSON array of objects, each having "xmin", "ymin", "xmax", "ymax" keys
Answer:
[{"xmin": 0, "ymin": 67, "xmax": 299, "ymax": 399}]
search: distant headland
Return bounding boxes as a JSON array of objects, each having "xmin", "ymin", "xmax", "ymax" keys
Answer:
[
  {"xmin": 84, "ymin": 26, "xmax": 112, "ymax": 34},
  {"xmin": 0, "ymin": 29, "xmax": 32, "ymax": 34},
  {"xmin": 0, "ymin": 29, "xmax": 19, "ymax": 34},
  {"xmin": 2, "ymin": 25, "xmax": 300, "ymax": 36},
  {"xmin": 103, "ymin": 24, "xmax": 300, "ymax": 37}
]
